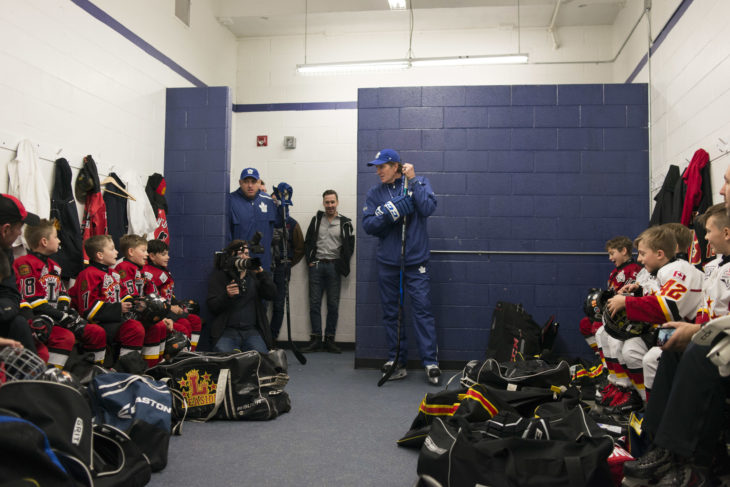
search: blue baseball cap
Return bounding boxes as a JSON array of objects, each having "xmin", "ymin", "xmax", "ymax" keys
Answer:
[
  {"xmin": 240, "ymin": 167, "xmax": 260, "ymax": 180},
  {"xmin": 367, "ymin": 149, "xmax": 401, "ymax": 166}
]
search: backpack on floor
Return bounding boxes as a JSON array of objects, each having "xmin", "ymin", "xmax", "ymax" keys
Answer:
[
  {"xmin": 146, "ymin": 349, "xmax": 291, "ymax": 421},
  {"xmin": 89, "ymin": 373, "xmax": 174, "ymax": 472},
  {"xmin": 487, "ymin": 301, "xmax": 556, "ymax": 362}
]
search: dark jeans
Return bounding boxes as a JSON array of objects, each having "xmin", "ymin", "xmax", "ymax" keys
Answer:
[
  {"xmin": 214, "ymin": 328, "xmax": 268, "ymax": 354},
  {"xmin": 308, "ymin": 261, "xmax": 341, "ymax": 337},
  {"xmin": 270, "ymin": 265, "xmax": 290, "ymax": 340},
  {"xmin": 645, "ymin": 343, "xmax": 730, "ymax": 464}
]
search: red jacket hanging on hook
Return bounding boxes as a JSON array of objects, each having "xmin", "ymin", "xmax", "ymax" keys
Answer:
[
  {"xmin": 681, "ymin": 148, "xmax": 710, "ymax": 226},
  {"xmin": 146, "ymin": 173, "xmax": 169, "ymax": 244},
  {"xmin": 77, "ymin": 155, "xmax": 108, "ymax": 264}
]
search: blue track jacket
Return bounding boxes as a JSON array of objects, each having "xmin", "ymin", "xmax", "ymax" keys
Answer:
[
  {"xmin": 228, "ymin": 189, "xmax": 275, "ymax": 271},
  {"xmin": 362, "ymin": 176, "xmax": 437, "ymax": 266}
]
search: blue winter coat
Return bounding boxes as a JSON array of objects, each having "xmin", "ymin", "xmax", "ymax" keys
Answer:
[
  {"xmin": 362, "ymin": 176, "xmax": 437, "ymax": 266},
  {"xmin": 228, "ymin": 189, "xmax": 275, "ymax": 271}
]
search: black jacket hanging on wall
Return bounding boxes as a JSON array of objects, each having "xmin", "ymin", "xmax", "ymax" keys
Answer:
[
  {"xmin": 50, "ymin": 158, "xmax": 83, "ymax": 279},
  {"xmin": 103, "ymin": 173, "xmax": 129, "ymax": 249},
  {"xmin": 649, "ymin": 165, "xmax": 683, "ymax": 226}
]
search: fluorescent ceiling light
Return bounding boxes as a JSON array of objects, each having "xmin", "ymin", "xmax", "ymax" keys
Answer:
[
  {"xmin": 296, "ymin": 54, "xmax": 528, "ymax": 75},
  {"xmin": 411, "ymin": 54, "xmax": 529, "ymax": 67},
  {"xmin": 296, "ymin": 60, "xmax": 410, "ymax": 74},
  {"xmin": 388, "ymin": 0, "xmax": 407, "ymax": 10}
]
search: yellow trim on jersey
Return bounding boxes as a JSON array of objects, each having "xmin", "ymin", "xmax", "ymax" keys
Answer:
[
  {"xmin": 87, "ymin": 301, "xmax": 104, "ymax": 321},
  {"xmin": 29, "ymin": 298, "xmax": 49, "ymax": 309},
  {"xmin": 57, "ymin": 296, "xmax": 71, "ymax": 304},
  {"xmin": 121, "ymin": 295, "xmax": 133, "ymax": 302},
  {"xmin": 657, "ymin": 296, "xmax": 674, "ymax": 322}
]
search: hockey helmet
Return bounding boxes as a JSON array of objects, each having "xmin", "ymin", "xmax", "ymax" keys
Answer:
[
  {"xmin": 583, "ymin": 288, "xmax": 613, "ymax": 321},
  {"xmin": 181, "ymin": 298, "xmax": 200, "ymax": 316},
  {"xmin": 133, "ymin": 293, "xmax": 170, "ymax": 326},
  {"xmin": 163, "ymin": 330, "xmax": 190, "ymax": 362},
  {"xmin": 602, "ymin": 308, "xmax": 653, "ymax": 341},
  {"xmin": 39, "ymin": 367, "xmax": 85, "ymax": 392},
  {"xmin": 0, "ymin": 347, "xmax": 47, "ymax": 384}
]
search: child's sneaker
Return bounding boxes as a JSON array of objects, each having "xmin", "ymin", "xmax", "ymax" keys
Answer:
[
  {"xmin": 425, "ymin": 364, "xmax": 441, "ymax": 385},
  {"xmin": 381, "ymin": 361, "xmax": 407, "ymax": 381}
]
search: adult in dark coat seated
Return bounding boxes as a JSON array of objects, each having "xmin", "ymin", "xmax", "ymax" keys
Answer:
[{"xmin": 207, "ymin": 240, "xmax": 275, "ymax": 354}]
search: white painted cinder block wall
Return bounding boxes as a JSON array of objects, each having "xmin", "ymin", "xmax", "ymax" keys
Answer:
[{"xmin": 0, "ymin": 0, "xmax": 236, "ymax": 202}]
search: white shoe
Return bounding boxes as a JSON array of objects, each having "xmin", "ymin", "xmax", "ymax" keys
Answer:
[
  {"xmin": 425, "ymin": 364, "xmax": 441, "ymax": 385},
  {"xmin": 381, "ymin": 361, "xmax": 407, "ymax": 381}
]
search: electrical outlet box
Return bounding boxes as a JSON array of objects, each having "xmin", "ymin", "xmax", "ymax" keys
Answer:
[{"xmin": 284, "ymin": 136, "xmax": 296, "ymax": 149}]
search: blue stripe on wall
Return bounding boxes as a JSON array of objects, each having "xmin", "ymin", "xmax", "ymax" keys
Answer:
[
  {"xmin": 233, "ymin": 102, "xmax": 358, "ymax": 112},
  {"xmin": 625, "ymin": 0, "xmax": 694, "ymax": 83},
  {"xmin": 69, "ymin": 0, "xmax": 206, "ymax": 87}
]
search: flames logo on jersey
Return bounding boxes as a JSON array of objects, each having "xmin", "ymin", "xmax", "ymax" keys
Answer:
[
  {"xmin": 102, "ymin": 274, "xmax": 120, "ymax": 303},
  {"xmin": 177, "ymin": 369, "xmax": 217, "ymax": 408}
]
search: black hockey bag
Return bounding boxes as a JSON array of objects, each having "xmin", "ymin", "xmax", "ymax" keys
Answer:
[
  {"xmin": 487, "ymin": 301, "xmax": 553, "ymax": 362},
  {"xmin": 461, "ymin": 358, "xmax": 572, "ymax": 391},
  {"xmin": 146, "ymin": 349, "xmax": 291, "ymax": 421}
]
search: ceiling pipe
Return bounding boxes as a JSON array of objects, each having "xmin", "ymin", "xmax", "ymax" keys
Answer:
[{"xmin": 548, "ymin": 0, "xmax": 562, "ymax": 50}]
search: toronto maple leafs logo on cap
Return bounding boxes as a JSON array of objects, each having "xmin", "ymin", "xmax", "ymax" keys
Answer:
[{"xmin": 367, "ymin": 149, "xmax": 401, "ymax": 166}]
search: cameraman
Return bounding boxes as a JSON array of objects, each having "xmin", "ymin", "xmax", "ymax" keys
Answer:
[{"xmin": 207, "ymin": 240, "xmax": 276, "ymax": 354}]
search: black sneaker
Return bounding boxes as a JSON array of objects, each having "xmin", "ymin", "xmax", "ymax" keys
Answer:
[
  {"xmin": 301, "ymin": 336, "xmax": 323, "ymax": 353},
  {"xmin": 425, "ymin": 364, "xmax": 441, "ymax": 385},
  {"xmin": 324, "ymin": 336, "xmax": 341, "ymax": 354},
  {"xmin": 623, "ymin": 447, "xmax": 672, "ymax": 480},
  {"xmin": 656, "ymin": 464, "xmax": 708, "ymax": 487}
]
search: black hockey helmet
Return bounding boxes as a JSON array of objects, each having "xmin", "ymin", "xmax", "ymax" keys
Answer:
[
  {"xmin": 181, "ymin": 299, "xmax": 200, "ymax": 316},
  {"xmin": 583, "ymin": 289, "xmax": 613, "ymax": 321},
  {"xmin": 133, "ymin": 293, "xmax": 170, "ymax": 326},
  {"xmin": 163, "ymin": 330, "xmax": 190, "ymax": 362},
  {"xmin": 602, "ymin": 308, "xmax": 653, "ymax": 341}
]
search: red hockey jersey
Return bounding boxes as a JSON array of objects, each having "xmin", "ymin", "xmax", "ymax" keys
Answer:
[
  {"xmin": 13, "ymin": 252, "xmax": 71, "ymax": 311},
  {"xmin": 607, "ymin": 260, "xmax": 642, "ymax": 292},
  {"xmin": 143, "ymin": 264, "xmax": 175, "ymax": 303},
  {"xmin": 115, "ymin": 259, "xmax": 146, "ymax": 299},
  {"xmin": 69, "ymin": 262, "xmax": 122, "ymax": 323}
]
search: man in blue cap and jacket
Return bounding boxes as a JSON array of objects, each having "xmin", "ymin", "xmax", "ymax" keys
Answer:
[
  {"xmin": 228, "ymin": 167, "xmax": 275, "ymax": 271},
  {"xmin": 362, "ymin": 149, "xmax": 441, "ymax": 385}
]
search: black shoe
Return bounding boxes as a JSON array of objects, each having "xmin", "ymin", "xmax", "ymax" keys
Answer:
[
  {"xmin": 656, "ymin": 464, "xmax": 708, "ymax": 487},
  {"xmin": 623, "ymin": 447, "xmax": 672, "ymax": 480},
  {"xmin": 324, "ymin": 336, "xmax": 341, "ymax": 354},
  {"xmin": 301, "ymin": 335, "xmax": 323, "ymax": 353}
]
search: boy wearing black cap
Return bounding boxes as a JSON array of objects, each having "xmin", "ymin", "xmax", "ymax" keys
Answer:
[
  {"xmin": 0, "ymin": 194, "xmax": 39, "ymax": 352},
  {"xmin": 362, "ymin": 150, "xmax": 441, "ymax": 385},
  {"xmin": 228, "ymin": 167, "xmax": 276, "ymax": 271}
]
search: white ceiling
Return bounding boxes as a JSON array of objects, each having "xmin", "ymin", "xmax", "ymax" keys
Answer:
[{"xmin": 213, "ymin": 0, "xmax": 628, "ymax": 38}]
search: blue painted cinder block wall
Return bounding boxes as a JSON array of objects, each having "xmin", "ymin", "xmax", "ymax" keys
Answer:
[
  {"xmin": 356, "ymin": 84, "xmax": 649, "ymax": 366},
  {"xmin": 164, "ymin": 87, "xmax": 232, "ymax": 326}
]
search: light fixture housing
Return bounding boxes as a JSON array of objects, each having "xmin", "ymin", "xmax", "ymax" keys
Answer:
[
  {"xmin": 388, "ymin": 0, "xmax": 407, "ymax": 10},
  {"xmin": 296, "ymin": 54, "xmax": 528, "ymax": 75}
]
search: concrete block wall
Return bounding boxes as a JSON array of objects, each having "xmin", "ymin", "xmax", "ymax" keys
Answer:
[
  {"xmin": 164, "ymin": 87, "xmax": 232, "ymax": 323},
  {"xmin": 356, "ymin": 84, "xmax": 649, "ymax": 366}
]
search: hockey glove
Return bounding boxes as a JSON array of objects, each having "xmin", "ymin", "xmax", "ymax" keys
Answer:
[
  {"xmin": 59, "ymin": 311, "xmax": 88, "ymax": 340},
  {"xmin": 30, "ymin": 315, "xmax": 54, "ymax": 344},
  {"xmin": 381, "ymin": 195, "xmax": 414, "ymax": 223}
]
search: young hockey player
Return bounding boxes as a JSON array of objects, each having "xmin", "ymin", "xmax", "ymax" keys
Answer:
[
  {"xmin": 70, "ymin": 235, "xmax": 164, "ymax": 367},
  {"xmin": 606, "ymin": 225, "xmax": 704, "ymax": 407},
  {"xmin": 13, "ymin": 219, "xmax": 107, "ymax": 366},
  {"xmin": 144, "ymin": 239, "xmax": 202, "ymax": 350}
]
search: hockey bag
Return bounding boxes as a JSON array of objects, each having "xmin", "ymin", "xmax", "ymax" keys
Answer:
[
  {"xmin": 417, "ymin": 403, "xmax": 614, "ymax": 487},
  {"xmin": 92, "ymin": 423, "xmax": 152, "ymax": 487},
  {"xmin": 89, "ymin": 373, "xmax": 174, "ymax": 472},
  {"xmin": 461, "ymin": 358, "xmax": 572, "ymax": 391},
  {"xmin": 487, "ymin": 301, "xmax": 554, "ymax": 362},
  {"xmin": 0, "ymin": 415, "xmax": 78, "ymax": 486},
  {"xmin": 146, "ymin": 349, "xmax": 291, "ymax": 421},
  {"xmin": 0, "ymin": 380, "xmax": 95, "ymax": 484}
]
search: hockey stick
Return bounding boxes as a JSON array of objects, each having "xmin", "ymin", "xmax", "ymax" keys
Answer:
[
  {"xmin": 378, "ymin": 173, "xmax": 409, "ymax": 386},
  {"xmin": 280, "ymin": 195, "xmax": 306, "ymax": 365}
]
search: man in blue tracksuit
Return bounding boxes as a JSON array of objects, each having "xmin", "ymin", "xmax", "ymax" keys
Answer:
[
  {"xmin": 228, "ymin": 167, "xmax": 276, "ymax": 272},
  {"xmin": 362, "ymin": 149, "xmax": 441, "ymax": 385}
]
